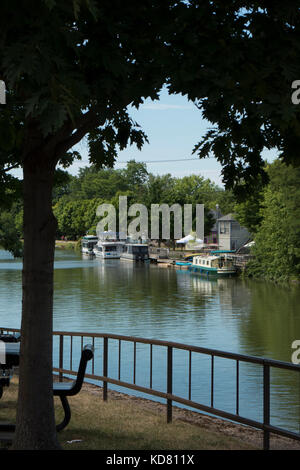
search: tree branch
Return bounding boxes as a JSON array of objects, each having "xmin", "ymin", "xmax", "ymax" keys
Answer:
[
  {"xmin": 54, "ymin": 109, "xmax": 103, "ymax": 159},
  {"xmin": 22, "ymin": 108, "xmax": 104, "ymax": 168},
  {"xmin": 2, "ymin": 162, "xmax": 20, "ymax": 172}
]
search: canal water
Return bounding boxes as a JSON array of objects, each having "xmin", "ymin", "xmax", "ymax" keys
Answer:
[{"xmin": 0, "ymin": 248, "xmax": 300, "ymax": 432}]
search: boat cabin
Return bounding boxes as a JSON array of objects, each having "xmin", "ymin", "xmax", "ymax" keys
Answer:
[
  {"xmin": 121, "ymin": 243, "xmax": 149, "ymax": 261},
  {"xmin": 81, "ymin": 236, "xmax": 98, "ymax": 254},
  {"xmin": 93, "ymin": 241, "xmax": 124, "ymax": 258},
  {"xmin": 190, "ymin": 255, "xmax": 236, "ymax": 276}
]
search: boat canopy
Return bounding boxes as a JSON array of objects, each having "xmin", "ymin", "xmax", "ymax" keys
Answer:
[{"xmin": 210, "ymin": 250, "xmax": 235, "ymax": 254}]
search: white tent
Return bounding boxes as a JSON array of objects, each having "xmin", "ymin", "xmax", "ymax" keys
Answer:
[{"xmin": 176, "ymin": 234, "xmax": 195, "ymax": 244}]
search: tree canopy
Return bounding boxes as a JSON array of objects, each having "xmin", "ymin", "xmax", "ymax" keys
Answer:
[
  {"xmin": 52, "ymin": 161, "xmax": 229, "ymax": 241},
  {"xmin": 2, "ymin": 1, "xmax": 300, "ymax": 196}
]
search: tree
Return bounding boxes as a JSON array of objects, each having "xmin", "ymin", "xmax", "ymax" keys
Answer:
[
  {"xmin": 247, "ymin": 160, "xmax": 300, "ymax": 281},
  {"xmin": 2, "ymin": 0, "xmax": 300, "ymax": 449},
  {"xmin": 234, "ymin": 176, "xmax": 265, "ymax": 234},
  {"xmin": 70, "ymin": 167, "xmax": 129, "ymax": 201},
  {"xmin": 53, "ymin": 197, "xmax": 104, "ymax": 239},
  {"xmin": 0, "ymin": 0, "xmax": 182, "ymax": 449},
  {"xmin": 123, "ymin": 160, "xmax": 149, "ymax": 190},
  {"xmin": 0, "ymin": 210, "xmax": 23, "ymax": 257}
]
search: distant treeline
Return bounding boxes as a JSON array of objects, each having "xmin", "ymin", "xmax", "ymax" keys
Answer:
[
  {"xmin": 2, "ymin": 158, "xmax": 300, "ymax": 282},
  {"xmin": 51, "ymin": 160, "xmax": 236, "ymax": 242}
]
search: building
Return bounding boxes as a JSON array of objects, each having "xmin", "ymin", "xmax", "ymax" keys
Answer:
[
  {"xmin": 204, "ymin": 206, "xmax": 221, "ymax": 245},
  {"xmin": 217, "ymin": 213, "xmax": 251, "ymax": 251}
]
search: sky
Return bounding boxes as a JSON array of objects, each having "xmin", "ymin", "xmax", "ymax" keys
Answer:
[
  {"xmin": 11, "ymin": 86, "xmax": 278, "ymax": 186},
  {"xmin": 70, "ymin": 87, "xmax": 226, "ymax": 185},
  {"xmin": 67, "ymin": 86, "xmax": 278, "ymax": 188}
]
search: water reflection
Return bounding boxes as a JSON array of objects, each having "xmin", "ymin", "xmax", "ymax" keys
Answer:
[{"xmin": 0, "ymin": 249, "xmax": 300, "ymax": 431}]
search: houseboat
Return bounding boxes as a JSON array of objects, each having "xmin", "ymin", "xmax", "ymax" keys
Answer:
[
  {"xmin": 81, "ymin": 235, "xmax": 98, "ymax": 254},
  {"xmin": 93, "ymin": 240, "xmax": 124, "ymax": 259},
  {"xmin": 120, "ymin": 243, "xmax": 149, "ymax": 262},
  {"xmin": 188, "ymin": 255, "xmax": 236, "ymax": 277}
]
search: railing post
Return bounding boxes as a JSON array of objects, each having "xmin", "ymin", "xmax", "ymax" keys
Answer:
[
  {"xmin": 167, "ymin": 346, "xmax": 173, "ymax": 423},
  {"xmin": 263, "ymin": 363, "xmax": 270, "ymax": 450},
  {"xmin": 103, "ymin": 337, "xmax": 108, "ymax": 401},
  {"xmin": 59, "ymin": 334, "xmax": 64, "ymax": 382}
]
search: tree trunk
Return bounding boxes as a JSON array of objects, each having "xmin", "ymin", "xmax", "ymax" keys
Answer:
[{"xmin": 12, "ymin": 158, "xmax": 60, "ymax": 449}]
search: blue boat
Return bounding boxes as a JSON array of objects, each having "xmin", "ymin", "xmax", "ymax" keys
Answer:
[{"xmin": 175, "ymin": 261, "xmax": 191, "ymax": 266}]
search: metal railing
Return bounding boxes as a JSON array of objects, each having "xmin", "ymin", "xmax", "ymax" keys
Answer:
[{"xmin": 1, "ymin": 326, "xmax": 300, "ymax": 450}]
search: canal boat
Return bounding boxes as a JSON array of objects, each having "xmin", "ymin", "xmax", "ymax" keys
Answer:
[
  {"xmin": 120, "ymin": 243, "xmax": 149, "ymax": 262},
  {"xmin": 93, "ymin": 240, "xmax": 124, "ymax": 259},
  {"xmin": 188, "ymin": 255, "xmax": 236, "ymax": 277},
  {"xmin": 81, "ymin": 235, "xmax": 98, "ymax": 254}
]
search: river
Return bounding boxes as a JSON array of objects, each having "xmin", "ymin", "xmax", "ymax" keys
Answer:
[{"xmin": 0, "ymin": 248, "xmax": 300, "ymax": 432}]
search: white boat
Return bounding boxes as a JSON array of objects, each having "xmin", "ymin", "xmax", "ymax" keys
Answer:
[
  {"xmin": 93, "ymin": 240, "xmax": 124, "ymax": 259},
  {"xmin": 81, "ymin": 235, "xmax": 98, "ymax": 254},
  {"xmin": 120, "ymin": 243, "xmax": 149, "ymax": 262},
  {"xmin": 188, "ymin": 255, "xmax": 236, "ymax": 277}
]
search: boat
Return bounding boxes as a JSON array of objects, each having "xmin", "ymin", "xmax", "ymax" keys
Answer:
[
  {"xmin": 93, "ymin": 240, "xmax": 124, "ymax": 259},
  {"xmin": 175, "ymin": 261, "xmax": 191, "ymax": 266},
  {"xmin": 81, "ymin": 235, "xmax": 98, "ymax": 254},
  {"xmin": 188, "ymin": 255, "xmax": 236, "ymax": 277},
  {"xmin": 120, "ymin": 243, "xmax": 149, "ymax": 262}
]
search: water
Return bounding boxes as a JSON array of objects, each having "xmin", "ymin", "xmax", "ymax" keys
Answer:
[{"xmin": 1, "ymin": 248, "xmax": 300, "ymax": 432}]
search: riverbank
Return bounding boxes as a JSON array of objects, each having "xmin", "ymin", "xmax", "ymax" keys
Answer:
[
  {"xmin": 55, "ymin": 240, "xmax": 78, "ymax": 250},
  {"xmin": 54, "ymin": 242, "xmax": 300, "ymax": 282}
]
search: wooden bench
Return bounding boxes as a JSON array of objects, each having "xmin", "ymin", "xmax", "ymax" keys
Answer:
[{"xmin": 53, "ymin": 344, "xmax": 94, "ymax": 431}]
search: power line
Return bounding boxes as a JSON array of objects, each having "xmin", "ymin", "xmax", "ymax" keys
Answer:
[{"xmin": 115, "ymin": 157, "xmax": 215, "ymax": 164}]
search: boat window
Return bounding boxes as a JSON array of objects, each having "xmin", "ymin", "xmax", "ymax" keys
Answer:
[{"xmin": 132, "ymin": 246, "xmax": 148, "ymax": 254}]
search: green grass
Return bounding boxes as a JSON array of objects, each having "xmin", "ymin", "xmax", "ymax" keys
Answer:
[{"xmin": 0, "ymin": 379, "xmax": 256, "ymax": 450}]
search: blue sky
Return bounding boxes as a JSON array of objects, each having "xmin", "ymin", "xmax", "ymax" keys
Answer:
[
  {"xmin": 10, "ymin": 86, "xmax": 278, "ymax": 186},
  {"xmin": 69, "ymin": 86, "xmax": 278, "ymax": 188},
  {"xmin": 71, "ymin": 87, "xmax": 226, "ymax": 187}
]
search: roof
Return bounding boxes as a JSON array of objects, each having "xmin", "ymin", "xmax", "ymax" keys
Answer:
[{"xmin": 217, "ymin": 213, "xmax": 236, "ymax": 221}]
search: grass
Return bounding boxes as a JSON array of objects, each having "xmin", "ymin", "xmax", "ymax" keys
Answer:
[
  {"xmin": 55, "ymin": 240, "xmax": 78, "ymax": 250},
  {"xmin": 0, "ymin": 378, "xmax": 257, "ymax": 450}
]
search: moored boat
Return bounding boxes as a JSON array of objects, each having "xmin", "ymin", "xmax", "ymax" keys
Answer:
[
  {"xmin": 188, "ymin": 255, "xmax": 236, "ymax": 277},
  {"xmin": 120, "ymin": 243, "xmax": 149, "ymax": 262},
  {"xmin": 81, "ymin": 235, "xmax": 98, "ymax": 254},
  {"xmin": 93, "ymin": 240, "xmax": 124, "ymax": 259}
]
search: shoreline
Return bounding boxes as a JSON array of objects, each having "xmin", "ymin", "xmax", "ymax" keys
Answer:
[{"xmin": 54, "ymin": 242, "xmax": 300, "ymax": 283}]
